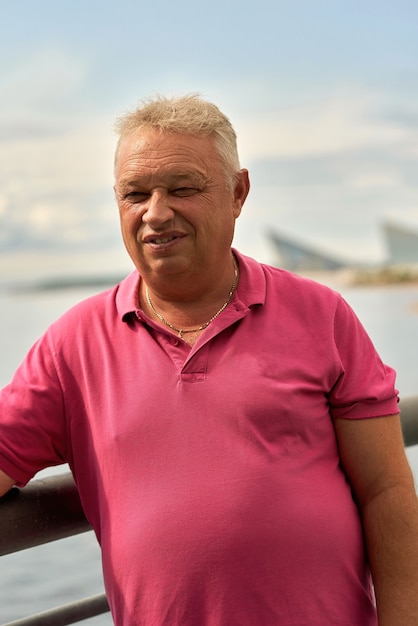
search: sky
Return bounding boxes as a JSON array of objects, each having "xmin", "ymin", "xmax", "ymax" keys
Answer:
[{"xmin": 1, "ymin": 0, "xmax": 418, "ymax": 278}]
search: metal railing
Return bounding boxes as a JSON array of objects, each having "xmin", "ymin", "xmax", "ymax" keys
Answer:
[
  {"xmin": 1, "ymin": 595, "xmax": 109, "ymax": 626},
  {"xmin": 0, "ymin": 395, "xmax": 417, "ymax": 625},
  {"xmin": 399, "ymin": 395, "xmax": 418, "ymax": 447},
  {"xmin": 0, "ymin": 473, "xmax": 109, "ymax": 625}
]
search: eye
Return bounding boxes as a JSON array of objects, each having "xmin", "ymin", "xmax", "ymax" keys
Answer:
[
  {"xmin": 171, "ymin": 187, "xmax": 200, "ymax": 197},
  {"xmin": 124, "ymin": 191, "xmax": 149, "ymax": 202}
]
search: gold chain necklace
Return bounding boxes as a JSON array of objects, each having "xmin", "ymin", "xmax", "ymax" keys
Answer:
[{"xmin": 145, "ymin": 260, "xmax": 238, "ymax": 339}]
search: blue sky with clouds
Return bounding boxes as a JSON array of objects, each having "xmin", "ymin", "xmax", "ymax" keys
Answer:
[{"xmin": 1, "ymin": 0, "xmax": 418, "ymax": 275}]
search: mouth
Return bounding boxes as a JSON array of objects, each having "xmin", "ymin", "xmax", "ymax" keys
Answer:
[
  {"xmin": 143, "ymin": 232, "xmax": 186, "ymax": 249},
  {"xmin": 149, "ymin": 236, "xmax": 177, "ymax": 244}
]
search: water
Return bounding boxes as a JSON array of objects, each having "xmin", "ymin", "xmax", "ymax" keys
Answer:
[{"xmin": 0, "ymin": 277, "xmax": 417, "ymax": 624}]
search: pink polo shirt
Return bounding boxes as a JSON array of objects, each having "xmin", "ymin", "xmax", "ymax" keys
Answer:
[{"xmin": 0, "ymin": 251, "xmax": 398, "ymax": 625}]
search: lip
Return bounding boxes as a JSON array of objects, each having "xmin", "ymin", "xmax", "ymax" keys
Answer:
[{"xmin": 142, "ymin": 231, "xmax": 187, "ymax": 250}]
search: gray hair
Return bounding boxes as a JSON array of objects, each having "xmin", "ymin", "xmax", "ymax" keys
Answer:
[{"xmin": 114, "ymin": 94, "xmax": 241, "ymax": 186}]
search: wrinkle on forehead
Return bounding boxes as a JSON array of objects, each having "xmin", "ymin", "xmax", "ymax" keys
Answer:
[{"xmin": 115, "ymin": 129, "xmax": 220, "ymax": 183}]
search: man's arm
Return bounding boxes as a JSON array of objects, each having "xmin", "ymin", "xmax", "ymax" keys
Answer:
[
  {"xmin": 334, "ymin": 414, "xmax": 418, "ymax": 626},
  {"xmin": 0, "ymin": 469, "xmax": 16, "ymax": 497}
]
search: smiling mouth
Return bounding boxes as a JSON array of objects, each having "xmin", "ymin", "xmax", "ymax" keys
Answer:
[
  {"xmin": 145, "ymin": 233, "xmax": 185, "ymax": 245},
  {"xmin": 151, "ymin": 236, "xmax": 176, "ymax": 244}
]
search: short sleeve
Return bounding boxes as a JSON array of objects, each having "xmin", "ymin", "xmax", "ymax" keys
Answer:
[
  {"xmin": 328, "ymin": 297, "xmax": 399, "ymax": 420},
  {"xmin": 0, "ymin": 329, "xmax": 68, "ymax": 486}
]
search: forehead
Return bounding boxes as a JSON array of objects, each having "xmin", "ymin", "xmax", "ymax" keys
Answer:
[{"xmin": 115, "ymin": 129, "xmax": 220, "ymax": 184}]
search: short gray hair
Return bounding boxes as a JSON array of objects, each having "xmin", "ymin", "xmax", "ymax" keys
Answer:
[{"xmin": 114, "ymin": 94, "xmax": 241, "ymax": 186}]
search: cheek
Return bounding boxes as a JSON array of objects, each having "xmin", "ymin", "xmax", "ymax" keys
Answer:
[
  {"xmin": 211, "ymin": 208, "xmax": 237, "ymax": 237},
  {"xmin": 119, "ymin": 204, "xmax": 143, "ymax": 233}
]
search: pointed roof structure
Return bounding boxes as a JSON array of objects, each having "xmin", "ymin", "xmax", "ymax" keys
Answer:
[
  {"xmin": 383, "ymin": 221, "xmax": 418, "ymax": 264},
  {"xmin": 267, "ymin": 230, "xmax": 348, "ymax": 272}
]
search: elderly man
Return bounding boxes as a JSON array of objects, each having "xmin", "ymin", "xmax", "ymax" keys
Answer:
[{"xmin": 1, "ymin": 94, "xmax": 418, "ymax": 625}]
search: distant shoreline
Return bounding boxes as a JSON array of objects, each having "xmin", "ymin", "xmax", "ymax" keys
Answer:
[
  {"xmin": 348, "ymin": 265, "xmax": 418, "ymax": 287},
  {"xmin": 10, "ymin": 274, "xmax": 126, "ymax": 293},
  {"xmin": 299, "ymin": 265, "xmax": 418, "ymax": 289},
  {"xmin": 10, "ymin": 268, "xmax": 418, "ymax": 295}
]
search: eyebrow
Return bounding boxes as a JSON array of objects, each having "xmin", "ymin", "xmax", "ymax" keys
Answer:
[{"xmin": 118, "ymin": 171, "xmax": 206, "ymax": 190}]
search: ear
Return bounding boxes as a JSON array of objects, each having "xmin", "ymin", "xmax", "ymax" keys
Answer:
[{"xmin": 232, "ymin": 169, "xmax": 250, "ymax": 218}]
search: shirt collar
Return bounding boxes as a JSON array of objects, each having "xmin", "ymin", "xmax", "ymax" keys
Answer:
[{"xmin": 115, "ymin": 249, "xmax": 266, "ymax": 322}]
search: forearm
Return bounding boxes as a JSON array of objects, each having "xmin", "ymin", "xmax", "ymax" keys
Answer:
[
  {"xmin": 362, "ymin": 484, "xmax": 418, "ymax": 626},
  {"xmin": 0, "ymin": 469, "xmax": 15, "ymax": 497}
]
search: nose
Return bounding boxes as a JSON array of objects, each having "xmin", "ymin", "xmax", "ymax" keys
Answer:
[{"xmin": 142, "ymin": 189, "xmax": 174, "ymax": 227}]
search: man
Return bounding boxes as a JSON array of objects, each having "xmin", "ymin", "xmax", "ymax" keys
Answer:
[{"xmin": 1, "ymin": 94, "xmax": 418, "ymax": 625}]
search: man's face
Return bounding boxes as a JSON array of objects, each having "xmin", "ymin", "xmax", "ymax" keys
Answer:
[{"xmin": 114, "ymin": 128, "xmax": 249, "ymax": 283}]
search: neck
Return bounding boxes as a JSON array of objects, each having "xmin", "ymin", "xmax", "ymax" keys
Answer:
[{"xmin": 142, "ymin": 255, "xmax": 239, "ymax": 338}]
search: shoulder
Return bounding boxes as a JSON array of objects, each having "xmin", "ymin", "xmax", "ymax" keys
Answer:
[
  {"xmin": 265, "ymin": 264, "xmax": 337, "ymax": 295},
  {"xmin": 237, "ymin": 250, "xmax": 339, "ymax": 293},
  {"xmin": 48, "ymin": 271, "xmax": 139, "ymax": 341},
  {"xmin": 234, "ymin": 250, "xmax": 348, "ymax": 324},
  {"xmin": 52, "ymin": 286, "xmax": 117, "ymax": 329}
]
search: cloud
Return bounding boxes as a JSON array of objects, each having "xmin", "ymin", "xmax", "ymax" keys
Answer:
[
  {"xmin": 235, "ymin": 87, "xmax": 408, "ymax": 162},
  {"xmin": 230, "ymin": 86, "xmax": 418, "ymax": 263},
  {"xmin": 0, "ymin": 115, "xmax": 117, "ymax": 251},
  {"xmin": 1, "ymin": 77, "xmax": 418, "ymax": 265},
  {"xmin": 0, "ymin": 47, "xmax": 87, "ymax": 117}
]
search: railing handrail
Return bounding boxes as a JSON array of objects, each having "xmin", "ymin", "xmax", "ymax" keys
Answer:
[
  {"xmin": 2, "ymin": 594, "xmax": 109, "ymax": 626},
  {"xmin": 1, "ymin": 394, "xmax": 417, "ymax": 625},
  {"xmin": 0, "ymin": 473, "xmax": 110, "ymax": 624},
  {"xmin": 0, "ymin": 473, "xmax": 90, "ymax": 556},
  {"xmin": 399, "ymin": 395, "xmax": 418, "ymax": 447}
]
